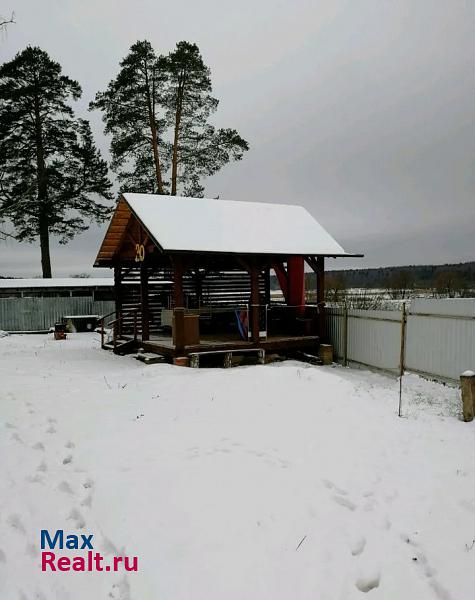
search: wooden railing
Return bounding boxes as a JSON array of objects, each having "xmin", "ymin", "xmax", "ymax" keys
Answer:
[{"xmin": 99, "ymin": 307, "xmax": 139, "ymax": 351}]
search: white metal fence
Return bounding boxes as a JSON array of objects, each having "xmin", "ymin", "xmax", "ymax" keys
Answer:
[
  {"xmin": 327, "ymin": 298, "xmax": 475, "ymax": 382},
  {"xmin": 0, "ymin": 297, "xmax": 115, "ymax": 332}
]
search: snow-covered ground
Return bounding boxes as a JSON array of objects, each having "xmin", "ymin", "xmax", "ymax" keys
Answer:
[{"xmin": 1, "ymin": 333, "xmax": 474, "ymax": 600}]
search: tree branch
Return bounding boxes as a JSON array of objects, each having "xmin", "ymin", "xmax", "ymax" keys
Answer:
[{"xmin": 0, "ymin": 12, "xmax": 15, "ymax": 29}]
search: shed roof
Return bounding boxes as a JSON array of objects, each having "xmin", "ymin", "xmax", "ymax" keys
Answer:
[
  {"xmin": 95, "ymin": 193, "xmax": 359, "ymax": 264},
  {"xmin": 0, "ymin": 278, "xmax": 114, "ymax": 289}
]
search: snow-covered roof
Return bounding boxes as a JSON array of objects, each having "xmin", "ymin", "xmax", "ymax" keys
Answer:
[
  {"xmin": 122, "ymin": 193, "xmax": 356, "ymax": 256},
  {"xmin": 0, "ymin": 278, "xmax": 114, "ymax": 289}
]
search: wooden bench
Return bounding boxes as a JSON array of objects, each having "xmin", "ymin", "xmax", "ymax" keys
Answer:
[{"xmin": 189, "ymin": 348, "xmax": 265, "ymax": 368}]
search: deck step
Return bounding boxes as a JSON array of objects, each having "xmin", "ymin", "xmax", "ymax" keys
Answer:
[
  {"xmin": 135, "ymin": 352, "xmax": 166, "ymax": 365},
  {"xmin": 102, "ymin": 339, "xmax": 136, "ymax": 354},
  {"xmin": 293, "ymin": 351, "xmax": 323, "ymax": 365},
  {"xmin": 189, "ymin": 348, "xmax": 265, "ymax": 368}
]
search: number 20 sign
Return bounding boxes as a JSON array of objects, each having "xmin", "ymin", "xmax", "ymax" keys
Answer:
[{"xmin": 135, "ymin": 243, "xmax": 145, "ymax": 262}]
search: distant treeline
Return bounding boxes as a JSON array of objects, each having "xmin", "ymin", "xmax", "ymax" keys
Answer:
[
  {"xmin": 326, "ymin": 261, "xmax": 475, "ymax": 289},
  {"xmin": 270, "ymin": 261, "xmax": 475, "ymax": 291}
]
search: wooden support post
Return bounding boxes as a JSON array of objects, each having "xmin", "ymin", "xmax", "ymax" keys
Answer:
[
  {"xmin": 264, "ymin": 266, "xmax": 271, "ymax": 306},
  {"xmin": 114, "ymin": 265, "xmax": 122, "ymax": 337},
  {"xmin": 140, "ymin": 263, "xmax": 150, "ymax": 341},
  {"xmin": 250, "ymin": 265, "xmax": 260, "ymax": 344},
  {"xmin": 316, "ymin": 256, "xmax": 325, "ymax": 341},
  {"xmin": 172, "ymin": 257, "xmax": 185, "ymax": 308},
  {"xmin": 461, "ymin": 370, "xmax": 475, "ymax": 422},
  {"xmin": 272, "ymin": 262, "xmax": 288, "ymax": 303},
  {"xmin": 174, "ymin": 308, "xmax": 186, "ymax": 355},
  {"xmin": 194, "ymin": 270, "xmax": 203, "ymax": 308}
]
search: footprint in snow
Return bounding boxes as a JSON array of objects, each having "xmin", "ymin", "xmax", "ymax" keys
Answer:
[
  {"xmin": 333, "ymin": 495, "xmax": 357, "ymax": 511},
  {"xmin": 11, "ymin": 432, "xmax": 24, "ymax": 444},
  {"xmin": 65, "ymin": 441, "xmax": 75, "ymax": 449},
  {"xmin": 109, "ymin": 576, "xmax": 131, "ymax": 600},
  {"xmin": 62, "ymin": 455, "xmax": 73, "ymax": 465},
  {"xmin": 101, "ymin": 536, "xmax": 120, "ymax": 556},
  {"xmin": 68, "ymin": 508, "xmax": 86, "ymax": 529},
  {"xmin": 58, "ymin": 481, "xmax": 74, "ymax": 495},
  {"xmin": 36, "ymin": 461, "xmax": 48, "ymax": 473},
  {"xmin": 401, "ymin": 532, "xmax": 451, "ymax": 599},
  {"xmin": 32, "ymin": 442, "xmax": 45, "ymax": 451},
  {"xmin": 322, "ymin": 479, "xmax": 348, "ymax": 495},
  {"xmin": 351, "ymin": 536, "xmax": 366, "ymax": 556},
  {"xmin": 45, "ymin": 425, "xmax": 56, "ymax": 434},
  {"xmin": 355, "ymin": 571, "xmax": 380, "ymax": 593},
  {"xmin": 7, "ymin": 514, "xmax": 26, "ymax": 535},
  {"xmin": 26, "ymin": 474, "xmax": 43, "ymax": 484},
  {"xmin": 81, "ymin": 494, "xmax": 93, "ymax": 508},
  {"xmin": 81, "ymin": 478, "xmax": 94, "ymax": 508}
]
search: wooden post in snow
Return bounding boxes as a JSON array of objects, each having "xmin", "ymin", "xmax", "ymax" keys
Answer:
[
  {"xmin": 343, "ymin": 305, "xmax": 349, "ymax": 367},
  {"xmin": 398, "ymin": 303, "xmax": 407, "ymax": 418},
  {"xmin": 461, "ymin": 371, "xmax": 475, "ymax": 422}
]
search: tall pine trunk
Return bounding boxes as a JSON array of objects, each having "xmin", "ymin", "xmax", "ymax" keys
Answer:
[
  {"xmin": 171, "ymin": 108, "xmax": 181, "ymax": 195},
  {"xmin": 171, "ymin": 79, "xmax": 184, "ymax": 196},
  {"xmin": 34, "ymin": 81, "xmax": 52, "ymax": 278},
  {"xmin": 39, "ymin": 213, "xmax": 52, "ymax": 278},
  {"xmin": 144, "ymin": 62, "xmax": 164, "ymax": 194}
]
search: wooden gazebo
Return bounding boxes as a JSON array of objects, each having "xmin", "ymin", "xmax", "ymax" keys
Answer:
[{"xmin": 94, "ymin": 193, "xmax": 361, "ymax": 362}]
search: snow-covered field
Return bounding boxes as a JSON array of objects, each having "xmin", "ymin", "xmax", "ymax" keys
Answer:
[{"xmin": 1, "ymin": 333, "xmax": 474, "ymax": 600}]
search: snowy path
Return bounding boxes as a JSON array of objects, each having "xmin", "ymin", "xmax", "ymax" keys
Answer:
[{"xmin": 0, "ymin": 333, "xmax": 474, "ymax": 599}]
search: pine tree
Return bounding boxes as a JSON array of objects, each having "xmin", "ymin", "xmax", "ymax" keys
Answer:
[
  {"xmin": 90, "ymin": 40, "xmax": 168, "ymax": 194},
  {"xmin": 163, "ymin": 41, "xmax": 249, "ymax": 197},
  {"xmin": 0, "ymin": 46, "xmax": 112, "ymax": 277},
  {"xmin": 91, "ymin": 40, "xmax": 249, "ymax": 197}
]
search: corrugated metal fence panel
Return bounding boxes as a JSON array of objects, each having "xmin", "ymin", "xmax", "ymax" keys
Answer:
[
  {"xmin": 405, "ymin": 299, "xmax": 475, "ymax": 381},
  {"xmin": 346, "ymin": 309, "xmax": 401, "ymax": 373},
  {"xmin": 326, "ymin": 300, "xmax": 475, "ymax": 382},
  {"xmin": 326, "ymin": 307, "xmax": 345, "ymax": 359},
  {"xmin": 0, "ymin": 298, "xmax": 115, "ymax": 332}
]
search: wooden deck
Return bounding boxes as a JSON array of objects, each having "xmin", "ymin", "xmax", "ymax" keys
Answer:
[{"xmin": 136, "ymin": 333, "xmax": 320, "ymax": 358}]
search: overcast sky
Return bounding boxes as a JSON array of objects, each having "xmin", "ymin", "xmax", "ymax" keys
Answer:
[{"xmin": 1, "ymin": 0, "xmax": 474, "ymax": 277}]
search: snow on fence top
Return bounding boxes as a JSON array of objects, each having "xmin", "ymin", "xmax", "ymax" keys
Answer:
[
  {"xmin": 123, "ymin": 193, "xmax": 356, "ymax": 256},
  {"xmin": 410, "ymin": 298, "xmax": 475, "ymax": 318},
  {"xmin": 0, "ymin": 278, "xmax": 114, "ymax": 289}
]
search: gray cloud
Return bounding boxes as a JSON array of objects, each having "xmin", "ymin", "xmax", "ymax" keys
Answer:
[{"xmin": 1, "ymin": 0, "xmax": 474, "ymax": 277}]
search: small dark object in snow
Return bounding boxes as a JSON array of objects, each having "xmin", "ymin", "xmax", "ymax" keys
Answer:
[
  {"xmin": 135, "ymin": 414, "xmax": 144, "ymax": 420},
  {"xmin": 412, "ymin": 557, "xmax": 417, "ymax": 561},
  {"xmin": 296, "ymin": 535, "xmax": 307, "ymax": 551}
]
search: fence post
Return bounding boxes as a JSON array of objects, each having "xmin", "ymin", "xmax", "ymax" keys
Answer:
[
  {"xmin": 460, "ymin": 371, "xmax": 475, "ymax": 422},
  {"xmin": 398, "ymin": 303, "xmax": 407, "ymax": 417},
  {"xmin": 343, "ymin": 305, "xmax": 348, "ymax": 366}
]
